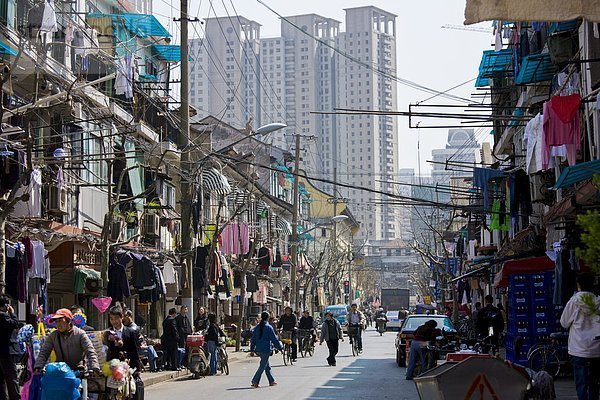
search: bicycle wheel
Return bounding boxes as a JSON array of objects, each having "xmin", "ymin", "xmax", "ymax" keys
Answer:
[
  {"xmin": 222, "ymin": 355, "xmax": 230, "ymax": 375},
  {"xmin": 308, "ymin": 338, "xmax": 314, "ymax": 357},
  {"xmin": 351, "ymin": 336, "xmax": 358, "ymax": 357},
  {"xmin": 287, "ymin": 344, "xmax": 294, "ymax": 365},
  {"xmin": 528, "ymin": 347, "xmax": 561, "ymax": 378},
  {"xmin": 283, "ymin": 344, "xmax": 289, "ymax": 366},
  {"xmin": 300, "ymin": 338, "xmax": 306, "ymax": 358}
]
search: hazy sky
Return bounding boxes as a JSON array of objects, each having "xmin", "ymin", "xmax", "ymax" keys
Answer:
[{"xmin": 154, "ymin": 0, "xmax": 493, "ymax": 175}]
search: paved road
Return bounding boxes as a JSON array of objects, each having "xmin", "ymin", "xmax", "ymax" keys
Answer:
[{"xmin": 147, "ymin": 327, "xmax": 419, "ymax": 400}]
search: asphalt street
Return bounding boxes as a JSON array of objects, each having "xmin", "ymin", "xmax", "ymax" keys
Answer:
[{"xmin": 147, "ymin": 327, "xmax": 419, "ymax": 400}]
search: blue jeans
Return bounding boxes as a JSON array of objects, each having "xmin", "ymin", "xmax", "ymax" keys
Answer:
[
  {"xmin": 405, "ymin": 341, "xmax": 425, "ymax": 379},
  {"xmin": 207, "ymin": 340, "xmax": 218, "ymax": 375},
  {"xmin": 146, "ymin": 345, "xmax": 158, "ymax": 370},
  {"xmin": 572, "ymin": 356, "xmax": 600, "ymax": 400},
  {"xmin": 252, "ymin": 352, "xmax": 275, "ymax": 385},
  {"xmin": 177, "ymin": 348, "xmax": 185, "ymax": 368}
]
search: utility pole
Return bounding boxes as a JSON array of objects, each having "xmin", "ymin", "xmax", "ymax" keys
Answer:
[
  {"xmin": 179, "ymin": 0, "xmax": 193, "ymax": 316},
  {"xmin": 290, "ymin": 133, "xmax": 301, "ymax": 310},
  {"xmin": 332, "ymin": 167, "xmax": 338, "ymax": 304}
]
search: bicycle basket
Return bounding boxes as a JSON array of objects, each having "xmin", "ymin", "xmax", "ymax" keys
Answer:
[
  {"xmin": 298, "ymin": 329, "xmax": 312, "ymax": 338},
  {"xmin": 281, "ymin": 338, "xmax": 292, "ymax": 345},
  {"xmin": 347, "ymin": 326, "xmax": 360, "ymax": 336},
  {"xmin": 280, "ymin": 331, "xmax": 292, "ymax": 340}
]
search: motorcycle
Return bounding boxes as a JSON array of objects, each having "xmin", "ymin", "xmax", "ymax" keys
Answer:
[
  {"xmin": 376, "ymin": 317, "xmax": 386, "ymax": 336},
  {"xmin": 186, "ymin": 333, "xmax": 210, "ymax": 379}
]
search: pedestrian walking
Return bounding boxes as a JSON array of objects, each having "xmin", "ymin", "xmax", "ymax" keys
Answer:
[
  {"xmin": 161, "ymin": 308, "xmax": 180, "ymax": 371},
  {"xmin": 250, "ymin": 311, "xmax": 282, "ymax": 388},
  {"xmin": 476, "ymin": 295, "xmax": 504, "ymax": 353},
  {"xmin": 0, "ymin": 297, "xmax": 20, "ymax": 400},
  {"xmin": 320, "ymin": 311, "xmax": 343, "ymax": 366},
  {"xmin": 105, "ymin": 306, "xmax": 142, "ymax": 373},
  {"xmin": 560, "ymin": 273, "xmax": 600, "ymax": 400}
]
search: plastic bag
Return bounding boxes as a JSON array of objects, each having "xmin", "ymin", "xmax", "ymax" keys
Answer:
[{"xmin": 41, "ymin": 363, "xmax": 81, "ymax": 400}]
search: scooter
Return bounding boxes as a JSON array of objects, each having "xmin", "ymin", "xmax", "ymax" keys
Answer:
[
  {"xmin": 376, "ymin": 317, "xmax": 387, "ymax": 336},
  {"xmin": 186, "ymin": 333, "xmax": 210, "ymax": 379}
]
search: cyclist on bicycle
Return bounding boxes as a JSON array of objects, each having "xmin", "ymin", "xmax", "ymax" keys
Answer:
[
  {"xmin": 299, "ymin": 310, "xmax": 316, "ymax": 343},
  {"xmin": 346, "ymin": 304, "xmax": 366, "ymax": 352},
  {"xmin": 277, "ymin": 307, "xmax": 298, "ymax": 361},
  {"xmin": 405, "ymin": 320, "xmax": 442, "ymax": 380},
  {"xmin": 33, "ymin": 308, "xmax": 100, "ymax": 374}
]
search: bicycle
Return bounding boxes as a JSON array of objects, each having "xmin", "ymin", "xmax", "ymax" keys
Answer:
[
  {"xmin": 298, "ymin": 329, "xmax": 314, "ymax": 358},
  {"xmin": 411, "ymin": 344, "xmax": 438, "ymax": 377},
  {"xmin": 280, "ymin": 331, "xmax": 294, "ymax": 366},
  {"xmin": 473, "ymin": 335, "xmax": 499, "ymax": 356},
  {"xmin": 527, "ymin": 332, "xmax": 570, "ymax": 378},
  {"xmin": 347, "ymin": 325, "xmax": 361, "ymax": 357},
  {"xmin": 455, "ymin": 316, "xmax": 475, "ymax": 340},
  {"xmin": 217, "ymin": 338, "xmax": 229, "ymax": 375}
]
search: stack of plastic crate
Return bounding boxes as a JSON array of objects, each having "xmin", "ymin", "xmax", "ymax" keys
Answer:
[{"xmin": 505, "ymin": 271, "xmax": 555, "ymax": 364}]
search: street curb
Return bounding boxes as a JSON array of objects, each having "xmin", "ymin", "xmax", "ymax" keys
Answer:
[{"xmin": 142, "ymin": 350, "xmax": 251, "ymax": 387}]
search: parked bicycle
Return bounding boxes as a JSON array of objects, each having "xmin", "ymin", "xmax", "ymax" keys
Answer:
[
  {"xmin": 527, "ymin": 332, "xmax": 570, "ymax": 378},
  {"xmin": 412, "ymin": 344, "xmax": 438, "ymax": 377},
  {"xmin": 473, "ymin": 335, "xmax": 499, "ymax": 356},
  {"xmin": 298, "ymin": 329, "xmax": 314, "ymax": 358},
  {"xmin": 455, "ymin": 316, "xmax": 475, "ymax": 340},
  {"xmin": 279, "ymin": 330, "xmax": 294, "ymax": 366}
]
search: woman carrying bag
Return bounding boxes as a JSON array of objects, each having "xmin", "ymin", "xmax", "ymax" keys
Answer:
[
  {"xmin": 204, "ymin": 314, "xmax": 225, "ymax": 376},
  {"xmin": 250, "ymin": 312, "xmax": 283, "ymax": 388}
]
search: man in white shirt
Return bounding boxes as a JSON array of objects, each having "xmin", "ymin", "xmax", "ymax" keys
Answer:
[{"xmin": 560, "ymin": 273, "xmax": 600, "ymax": 400}]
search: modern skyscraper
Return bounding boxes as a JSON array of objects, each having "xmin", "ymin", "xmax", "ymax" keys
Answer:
[
  {"xmin": 188, "ymin": 6, "xmax": 401, "ymax": 241},
  {"xmin": 335, "ymin": 6, "xmax": 399, "ymax": 241}
]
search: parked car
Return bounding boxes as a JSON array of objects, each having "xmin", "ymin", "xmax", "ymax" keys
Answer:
[
  {"xmin": 386, "ymin": 311, "xmax": 402, "ymax": 331},
  {"xmin": 395, "ymin": 314, "xmax": 457, "ymax": 368}
]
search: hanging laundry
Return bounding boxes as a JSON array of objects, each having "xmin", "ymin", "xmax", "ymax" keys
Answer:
[
  {"xmin": 107, "ymin": 263, "xmax": 130, "ymax": 303},
  {"xmin": 494, "ymin": 21, "xmax": 503, "ymax": 52},
  {"xmin": 272, "ymin": 247, "xmax": 282, "ymax": 268},
  {"xmin": 524, "ymin": 113, "xmax": 543, "ymax": 174},
  {"xmin": 40, "ymin": 0, "xmax": 58, "ymax": 33},
  {"xmin": 162, "ymin": 260, "xmax": 177, "ymax": 284},
  {"xmin": 473, "ymin": 168, "xmax": 504, "ymax": 211},
  {"xmin": 490, "ymin": 199, "xmax": 509, "ymax": 231},
  {"xmin": 542, "ymin": 94, "xmax": 581, "ymax": 169},
  {"xmin": 202, "ymin": 225, "xmax": 217, "ymax": 246},
  {"xmin": 508, "ymin": 170, "xmax": 532, "ymax": 218},
  {"xmin": 132, "ymin": 256, "xmax": 156, "ymax": 289},
  {"xmin": 220, "ymin": 222, "xmax": 250, "ymax": 255},
  {"xmin": 0, "ymin": 147, "xmax": 20, "ymax": 197},
  {"xmin": 257, "ymin": 247, "xmax": 271, "ymax": 275},
  {"xmin": 115, "ymin": 55, "xmax": 134, "ymax": 99}
]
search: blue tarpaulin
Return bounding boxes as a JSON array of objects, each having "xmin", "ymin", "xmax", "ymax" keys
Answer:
[
  {"xmin": 552, "ymin": 159, "xmax": 600, "ymax": 189},
  {"xmin": 514, "ymin": 53, "xmax": 556, "ymax": 85},
  {"xmin": 0, "ymin": 41, "xmax": 16, "ymax": 56},
  {"xmin": 475, "ymin": 49, "xmax": 512, "ymax": 88}
]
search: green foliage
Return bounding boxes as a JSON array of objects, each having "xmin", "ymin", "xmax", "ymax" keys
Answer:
[{"xmin": 576, "ymin": 210, "xmax": 600, "ymax": 275}]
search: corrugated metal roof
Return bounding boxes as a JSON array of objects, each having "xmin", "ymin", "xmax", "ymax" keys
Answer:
[
  {"xmin": 515, "ymin": 53, "xmax": 557, "ymax": 85},
  {"xmin": 88, "ymin": 13, "xmax": 171, "ymax": 38},
  {"xmin": 552, "ymin": 159, "xmax": 600, "ymax": 189}
]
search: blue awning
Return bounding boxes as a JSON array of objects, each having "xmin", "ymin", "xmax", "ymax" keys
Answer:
[
  {"xmin": 88, "ymin": 13, "xmax": 171, "ymax": 38},
  {"xmin": 0, "ymin": 41, "xmax": 16, "ymax": 57},
  {"xmin": 475, "ymin": 49, "xmax": 512, "ymax": 88},
  {"xmin": 552, "ymin": 159, "xmax": 600, "ymax": 190},
  {"xmin": 151, "ymin": 44, "xmax": 181, "ymax": 62},
  {"xmin": 548, "ymin": 20, "xmax": 580, "ymax": 35},
  {"xmin": 515, "ymin": 53, "xmax": 556, "ymax": 85}
]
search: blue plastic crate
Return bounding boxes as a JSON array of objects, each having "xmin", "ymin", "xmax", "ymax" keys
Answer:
[
  {"xmin": 509, "ymin": 305, "xmax": 530, "ymax": 319},
  {"xmin": 531, "ymin": 304, "xmax": 552, "ymax": 320},
  {"xmin": 509, "ymin": 274, "xmax": 530, "ymax": 291},
  {"xmin": 508, "ymin": 321, "xmax": 531, "ymax": 336},
  {"xmin": 508, "ymin": 289, "xmax": 530, "ymax": 306}
]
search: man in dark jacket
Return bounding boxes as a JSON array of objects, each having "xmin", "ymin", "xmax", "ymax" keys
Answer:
[
  {"xmin": 0, "ymin": 297, "xmax": 19, "ymax": 400},
  {"xmin": 175, "ymin": 306, "xmax": 192, "ymax": 368},
  {"xmin": 161, "ymin": 308, "xmax": 179, "ymax": 370},
  {"xmin": 277, "ymin": 307, "xmax": 298, "ymax": 361},
  {"xmin": 106, "ymin": 306, "xmax": 142, "ymax": 372},
  {"xmin": 476, "ymin": 295, "xmax": 504, "ymax": 353}
]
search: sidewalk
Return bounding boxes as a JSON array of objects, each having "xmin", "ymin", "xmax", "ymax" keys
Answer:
[
  {"xmin": 141, "ymin": 348, "xmax": 251, "ymax": 387},
  {"xmin": 554, "ymin": 378, "xmax": 578, "ymax": 400}
]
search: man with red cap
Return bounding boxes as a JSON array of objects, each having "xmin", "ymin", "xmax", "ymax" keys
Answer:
[{"xmin": 33, "ymin": 308, "xmax": 100, "ymax": 373}]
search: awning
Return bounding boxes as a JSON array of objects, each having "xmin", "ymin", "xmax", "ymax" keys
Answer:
[
  {"xmin": 449, "ymin": 265, "xmax": 490, "ymax": 283},
  {"xmin": 0, "ymin": 41, "xmax": 16, "ymax": 57},
  {"xmin": 552, "ymin": 159, "xmax": 600, "ymax": 190},
  {"xmin": 475, "ymin": 49, "xmax": 513, "ymax": 88},
  {"xmin": 266, "ymin": 296, "xmax": 282, "ymax": 303},
  {"xmin": 494, "ymin": 256, "xmax": 554, "ymax": 288},
  {"xmin": 151, "ymin": 44, "xmax": 182, "ymax": 62},
  {"xmin": 88, "ymin": 13, "xmax": 171, "ymax": 38},
  {"xmin": 548, "ymin": 20, "xmax": 580, "ymax": 35},
  {"xmin": 515, "ymin": 53, "xmax": 557, "ymax": 85},
  {"xmin": 202, "ymin": 168, "xmax": 231, "ymax": 195},
  {"xmin": 464, "ymin": 0, "xmax": 600, "ymax": 24}
]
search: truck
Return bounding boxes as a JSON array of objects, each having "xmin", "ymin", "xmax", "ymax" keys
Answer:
[{"xmin": 380, "ymin": 288, "xmax": 410, "ymax": 311}]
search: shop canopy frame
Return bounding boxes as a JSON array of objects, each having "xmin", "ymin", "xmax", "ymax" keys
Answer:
[
  {"xmin": 552, "ymin": 158, "xmax": 600, "ymax": 190},
  {"xmin": 515, "ymin": 53, "xmax": 557, "ymax": 85},
  {"xmin": 475, "ymin": 49, "xmax": 514, "ymax": 88}
]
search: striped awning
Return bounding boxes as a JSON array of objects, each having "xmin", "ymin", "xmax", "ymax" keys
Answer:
[
  {"xmin": 276, "ymin": 217, "xmax": 292, "ymax": 235},
  {"xmin": 202, "ymin": 168, "xmax": 231, "ymax": 195}
]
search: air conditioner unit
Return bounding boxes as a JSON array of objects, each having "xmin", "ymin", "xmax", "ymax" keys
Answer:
[
  {"xmin": 48, "ymin": 185, "xmax": 68, "ymax": 214},
  {"xmin": 142, "ymin": 213, "xmax": 160, "ymax": 237},
  {"xmin": 85, "ymin": 278, "xmax": 101, "ymax": 294},
  {"xmin": 530, "ymin": 174, "xmax": 554, "ymax": 204},
  {"xmin": 110, "ymin": 219, "xmax": 125, "ymax": 242}
]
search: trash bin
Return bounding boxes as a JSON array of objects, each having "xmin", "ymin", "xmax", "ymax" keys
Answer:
[{"xmin": 414, "ymin": 357, "xmax": 529, "ymax": 400}]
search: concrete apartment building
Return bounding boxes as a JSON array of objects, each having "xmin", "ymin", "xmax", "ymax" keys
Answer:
[{"xmin": 189, "ymin": 6, "xmax": 400, "ymax": 241}]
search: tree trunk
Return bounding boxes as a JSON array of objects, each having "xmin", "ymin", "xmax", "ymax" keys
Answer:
[{"xmin": 235, "ymin": 269, "xmax": 246, "ymax": 352}]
